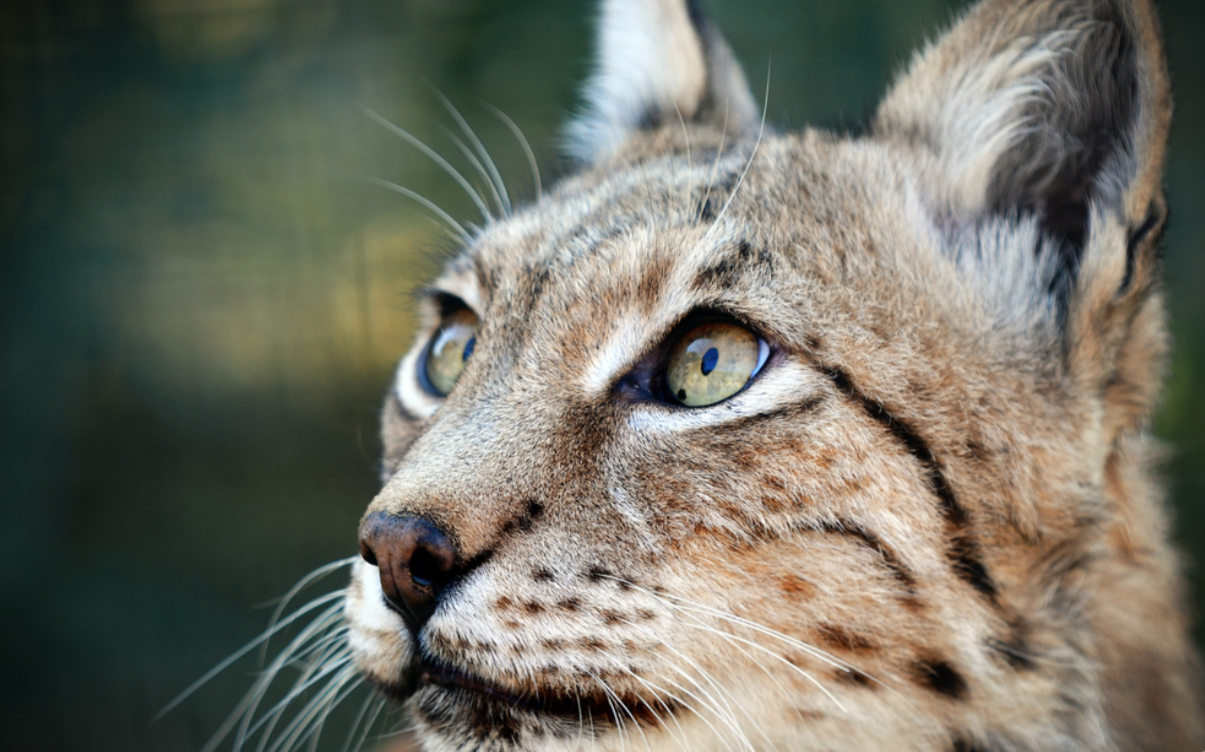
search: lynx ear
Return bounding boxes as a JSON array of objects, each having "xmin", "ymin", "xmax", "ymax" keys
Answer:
[
  {"xmin": 568, "ymin": 0, "xmax": 760, "ymax": 164},
  {"xmin": 875, "ymin": 0, "xmax": 1169, "ymax": 252},
  {"xmin": 877, "ymin": 0, "xmax": 1172, "ymax": 434}
]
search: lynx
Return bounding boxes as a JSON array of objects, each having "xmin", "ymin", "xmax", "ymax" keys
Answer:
[{"xmin": 211, "ymin": 0, "xmax": 1205, "ymax": 750}]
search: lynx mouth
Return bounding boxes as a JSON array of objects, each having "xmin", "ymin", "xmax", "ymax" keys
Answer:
[{"xmin": 376, "ymin": 659, "xmax": 674, "ymax": 727}]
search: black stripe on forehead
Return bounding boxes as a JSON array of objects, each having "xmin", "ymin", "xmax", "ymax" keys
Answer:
[{"xmin": 691, "ymin": 240, "xmax": 776, "ymax": 291}]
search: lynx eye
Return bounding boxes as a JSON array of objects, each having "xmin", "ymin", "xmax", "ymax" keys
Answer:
[
  {"xmin": 423, "ymin": 308, "xmax": 479, "ymax": 397},
  {"xmin": 665, "ymin": 322, "xmax": 768, "ymax": 407}
]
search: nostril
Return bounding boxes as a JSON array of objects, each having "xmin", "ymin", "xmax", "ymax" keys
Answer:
[
  {"xmin": 359, "ymin": 540, "xmax": 378, "ymax": 567},
  {"xmin": 409, "ymin": 546, "xmax": 442, "ymax": 589}
]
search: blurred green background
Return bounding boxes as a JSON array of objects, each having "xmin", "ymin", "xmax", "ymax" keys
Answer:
[{"xmin": 1, "ymin": 0, "xmax": 1201, "ymax": 749}]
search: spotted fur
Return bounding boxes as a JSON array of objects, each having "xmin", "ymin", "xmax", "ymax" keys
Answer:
[{"xmin": 346, "ymin": 1, "xmax": 1204, "ymax": 750}]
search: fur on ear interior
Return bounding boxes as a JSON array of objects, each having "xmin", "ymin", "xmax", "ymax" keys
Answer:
[
  {"xmin": 567, "ymin": 0, "xmax": 760, "ymax": 164},
  {"xmin": 874, "ymin": 0, "xmax": 1169, "ymax": 277}
]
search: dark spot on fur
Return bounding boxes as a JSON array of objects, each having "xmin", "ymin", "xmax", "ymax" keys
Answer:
[
  {"xmin": 533, "ymin": 568, "xmax": 555, "ymax": 583},
  {"xmin": 913, "ymin": 658, "xmax": 968, "ymax": 700},
  {"xmin": 815, "ymin": 623, "xmax": 875, "ymax": 654},
  {"xmin": 581, "ymin": 637, "xmax": 605, "ymax": 652},
  {"xmin": 495, "ymin": 595, "xmax": 514, "ymax": 611},
  {"xmin": 587, "ymin": 565, "xmax": 613, "ymax": 583},
  {"xmin": 949, "ymin": 534, "xmax": 997, "ymax": 598},
  {"xmin": 527, "ymin": 501, "xmax": 544, "ymax": 518},
  {"xmin": 1121, "ymin": 202, "xmax": 1164, "ymax": 294},
  {"xmin": 777, "ymin": 573, "xmax": 816, "ymax": 597},
  {"xmin": 691, "ymin": 240, "xmax": 770, "ymax": 290},
  {"xmin": 524, "ymin": 601, "xmax": 545, "ymax": 615},
  {"xmin": 463, "ymin": 547, "xmax": 495, "ymax": 573},
  {"xmin": 635, "ymin": 609, "xmax": 656, "ymax": 621},
  {"xmin": 601, "ymin": 610, "xmax": 624, "ymax": 626},
  {"xmin": 834, "ymin": 668, "xmax": 875, "ymax": 688},
  {"xmin": 558, "ymin": 597, "xmax": 581, "ymax": 612}
]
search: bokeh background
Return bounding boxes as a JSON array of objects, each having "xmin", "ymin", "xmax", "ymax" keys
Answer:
[{"xmin": 2, "ymin": 0, "xmax": 1202, "ymax": 750}]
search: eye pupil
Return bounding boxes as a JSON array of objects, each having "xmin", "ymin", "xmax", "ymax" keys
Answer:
[
  {"xmin": 664, "ymin": 321, "xmax": 762, "ymax": 407},
  {"xmin": 463, "ymin": 337, "xmax": 475, "ymax": 361}
]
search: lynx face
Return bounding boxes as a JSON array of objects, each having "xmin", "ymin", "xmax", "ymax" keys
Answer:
[{"xmin": 345, "ymin": 1, "xmax": 1203, "ymax": 751}]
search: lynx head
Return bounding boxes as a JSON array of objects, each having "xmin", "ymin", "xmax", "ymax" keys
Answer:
[{"xmin": 345, "ymin": 1, "xmax": 1201, "ymax": 750}]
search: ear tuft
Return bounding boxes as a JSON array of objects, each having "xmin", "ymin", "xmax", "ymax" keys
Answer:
[{"xmin": 567, "ymin": 0, "xmax": 759, "ymax": 164}]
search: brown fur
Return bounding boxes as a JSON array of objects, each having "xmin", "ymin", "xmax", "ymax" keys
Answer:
[{"xmin": 346, "ymin": 1, "xmax": 1204, "ymax": 750}]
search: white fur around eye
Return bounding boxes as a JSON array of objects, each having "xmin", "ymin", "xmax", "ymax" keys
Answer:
[
  {"xmin": 395, "ymin": 342, "xmax": 443, "ymax": 419},
  {"xmin": 627, "ymin": 357, "xmax": 824, "ymax": 433}
]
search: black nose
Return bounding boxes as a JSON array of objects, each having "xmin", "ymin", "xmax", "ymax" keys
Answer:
[{"xmin": 358, "ymin": 512, "xmax": 458, "ymax": 629}]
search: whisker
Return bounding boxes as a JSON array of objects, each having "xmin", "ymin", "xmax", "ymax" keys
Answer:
[
  {"xmin": 675, "ymin": 617, "xmax": 847, "ymax": 714},
  {"xmin": 241, "ymin": 652, "xmax": 353, "ymax": 747},
  {"xmin": 263, "ymin": 664, "xmax": 359, "ymax": 752},
  {"xmin": 360, "ymin": 105, "xmax": 493, "ymax": 223},
  {"xmin": 698, "ymin": 100, "xmax": 731, "ymax": 220},
  {"xmin": 199, "ymin": 603, "xmax": 346, "ymax": 752},
  {"xmin": 339, "ymin": 693, "xmax": 385, "ymax": 752},
  {"xmin": 258, "ymin": 557, "xmax": 356, "ymax": 666},
  {"xmin": 483, "ymin": 103, "xmax": 542, "ymax": 197},
  {"xmin": 364, "ymin": 178, "xmax": 473, "ymax": 244},
  {"xmin": 157, "ymin": 590, "xmax": 346, "ymax": 720},
  {"xmin": 234, "ymin": 613, "xmax": 349, "ymax": 752},
  {"xmin": 439, "ymin": 125, "xmax": 506, "ymax": 218},
  {"xmin": 705, "ymin": 58, "xmax": 772, "ymax": 236},
  {"xmin": 673, "ymin": 104, "xmax": 692, "ymax": 221},
  {"xmin": 614, "ymin": 666, "xmax": 692, "ymax": 752},
  {"xmin": 589, "ymin": 669, "xmax": 652, "ymax": 752},
  {"xmin": 433, "ymin": 89, "xmax": 511, "ymax": 215}
]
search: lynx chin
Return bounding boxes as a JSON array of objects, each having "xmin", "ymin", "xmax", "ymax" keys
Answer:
[{"xmin": 202, "ymin": 0, "xmax": 1205, "ymax": 750}]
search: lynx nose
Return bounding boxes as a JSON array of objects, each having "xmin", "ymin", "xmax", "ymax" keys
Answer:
[{"xmin": 358, "ymin": 512, "xmax": 457, "ymax": 629}]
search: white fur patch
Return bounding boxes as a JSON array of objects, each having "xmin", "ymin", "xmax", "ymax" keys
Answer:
[{"xmin": 568, "ymin": 0, "xmax": 707, "ymax": 162}]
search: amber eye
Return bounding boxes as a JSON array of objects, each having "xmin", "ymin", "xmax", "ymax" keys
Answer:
[
  {"xmin": 665, "ymin": 322, "xmax": 767, "ymax": 407},
  {"xmin": 423, "ymin": 309, "xmax": 479, "ymax": 396}
]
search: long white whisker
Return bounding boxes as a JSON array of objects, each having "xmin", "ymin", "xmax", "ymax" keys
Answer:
[
  {"xmin": 340, "ymin": 693, "xmax": 385, "ymax": 752},
  {"xmin": 238, "ymin": 614, "xmax": 348, "ymax": 752},
  {"xmin": 156, "ymin": 590, "xmax": 346, "ymax": 720},
  {"xmin": 698, "ymin": 101, "xmax": 731, "ymax": 219},
  {"xmin": 607, "ymin": 576, "xmax": 856, "ymax": 675},
  {"xmin": 484, "ymin": 103, "xmax": 542, "ymax": 197},
  {"xmin": 264, "ymin": 664, "xmax": 359, "ymax": 752},
  {"xmin": 200, "ymin": 602, "xmax": 346, "ymax": 752},
  {"xmin": 365, "ymin": 178, "xmax": 473, "ymax": 244},
  {"xmin": 434, "ymin": 90, "xmax": 511, "ymax": 214},
  {"xmin": 439, "ymin": 126, "xmax": 506, "ymax": 218},
  {"xmin": 622, "ymin": 622, "xmax": 753, "ymax": 752},
  {"xmin": 242, "ymin": 651, "xmax": 352, "ymax": 748},
  {"xmin": 674, "ymin": 104, "xmax": 692, "ymax": 221},
  {"xmin": 615, "ymin": 666, "xmax": 691, "ymax": 752},
  {"xmin": 258, "ymin": 557, "xmax": 356, "ymax": 666},
  {"xmin": 676, "ymin": 616, "xmax": 847, "ymax": 714},
  {"xmin": 360, "ymin": 105, "xmax": 493, "ymax": 223},
  {"xmin": 705, "ymin": 59, "xmax": 771, "ymax": 237},
  {"xmin": 589, "ymin": 669, "xmax": 652, "ymax": 752}
]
